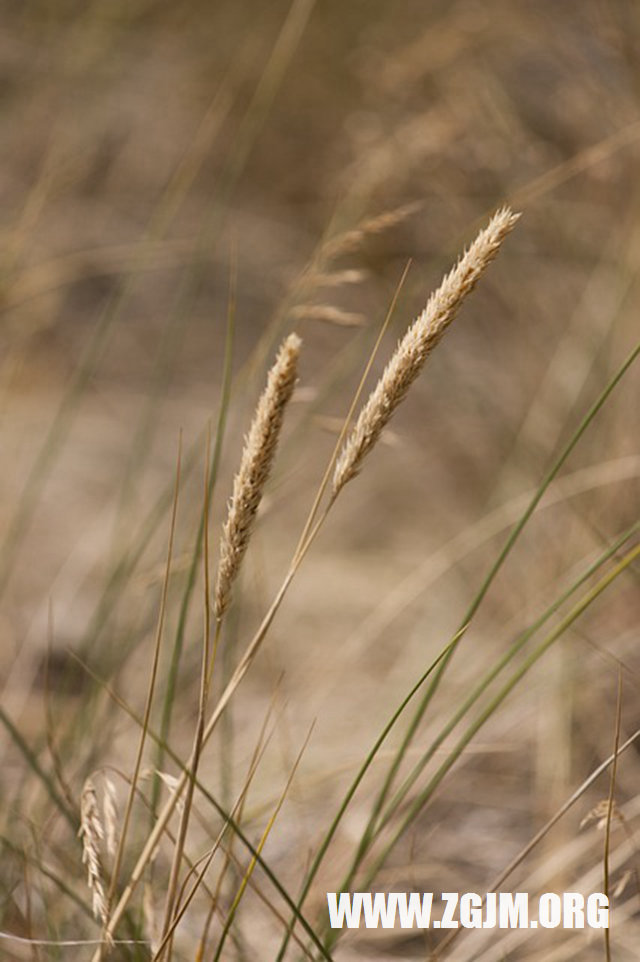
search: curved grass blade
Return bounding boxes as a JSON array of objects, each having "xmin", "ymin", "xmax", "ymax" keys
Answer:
[{"xmin": 336, "ymin": 340, "xmax": 640, "ymax": 899}]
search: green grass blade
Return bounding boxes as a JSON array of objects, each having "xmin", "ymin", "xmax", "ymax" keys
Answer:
[
  {"xmin": 353, "ymin": 539, "xmax": 640, "ymax": 915},
  {"xmin": 338, "ymin": 339, "xmax": 640, "ymax": 890}
]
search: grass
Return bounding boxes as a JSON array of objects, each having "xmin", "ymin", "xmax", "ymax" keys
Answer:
[
  {"xmin": 2, "ymin": 3, "xmax": 640, "ymax": 961},
  {"xmin": 3, "ymin": 204, "xmax": 639, "ymax": 959}
]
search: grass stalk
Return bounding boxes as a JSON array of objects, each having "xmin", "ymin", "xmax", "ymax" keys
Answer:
[
  {"xmin": 273, "ymin": 629, "xmax": 466, "ymax": 962},
  {"xmin": 152, "ymin": 290, "xmax": 235, "ymax": 819},
  {"xmin": 211, "ymin": 726, "xmax": 313, "ymax": 962},
  {"xmin": 80, "ymin": 663, "xmax": 334, "ymax": 962},
  {"xmin": 335, "ymin": 339, "xmax": 640, "ymax": 897},
  {"xmin": 159, "ymin": 433, "xmax": 214, "ymax": 956},
  {"xmin": 434, "ymin": 720, "xmax": 640, "ymax": 958},
  {"xmin": 101, "ymin": 439, "xmax": 182, "ymax": 952},
  {"xmin": 324, "ymin": 524, "xmax": 638, "ymax": 926},
  {"xmin": 375, "ymin": 521, "xmax": 640, "ymax": 837},
  {"xmin": 346, "ymin": 539, "xmax": 640, "ymax": 924},
  {"xmin": 603, "ymin": 670, "xmax": 623, "ymax": 962}
]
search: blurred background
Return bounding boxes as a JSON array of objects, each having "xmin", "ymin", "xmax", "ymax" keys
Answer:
[{"xmin": 1, "ymin": 1, "xmax": 639, "ymax": 959}]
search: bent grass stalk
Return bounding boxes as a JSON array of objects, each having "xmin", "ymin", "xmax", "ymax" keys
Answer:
[{"xmin": 240, "ymin": 200, "xmax": 417, "ymax": 394}]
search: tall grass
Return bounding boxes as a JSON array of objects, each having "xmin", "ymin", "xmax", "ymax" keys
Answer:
[
  {"xmin": 2, "ymin": 4, "xmax": 640, "ymax": 961},
  {"xmin": 3, "ymin": 193, "xmax": 639, "ymax": 962}
]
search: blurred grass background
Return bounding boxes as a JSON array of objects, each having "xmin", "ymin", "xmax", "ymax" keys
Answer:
[{"xmin": 1, "ymin": 1, "xmax": 640, "ymax": 959}]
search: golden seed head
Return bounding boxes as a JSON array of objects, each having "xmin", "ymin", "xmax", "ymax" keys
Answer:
[
  {"xmin": 215, "ymin": 333, "xmax": 301, "ymax": 621},
  {"xmin": 332, "ymin": 208, "xmax": 519, "ymax": 494}
]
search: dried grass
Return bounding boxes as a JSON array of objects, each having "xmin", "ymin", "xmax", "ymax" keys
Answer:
[
  {"xmin": 321, "ymin": 200, "xmax": 422, "ymax": 259},
  {"xmin": 103, "ymin": 776, "xmax": 118, "ymax": 860},
  {"xmin": 290, "ymin": 304, "xmax": 365, "ymax": 327},
  {"xmin": 332, "ymin": 207, "xmax": 519, "ymax": 494},
  {"xmin": 78, "ymin": 778, "xmax": 108, "ymax": 927},
  {"xmin": 214, "ymin": 333, "xmax": 301, "ymax": 622}
]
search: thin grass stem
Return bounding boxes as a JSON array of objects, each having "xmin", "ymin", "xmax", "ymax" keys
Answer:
[
  {"xmin": 337, "ymin": 340, "xmax": 640, "ymax": 896},
  {"xmin": 102, "ymin": 438, "xmax": 182, "ymax": 957},
  {"xmin": 348, "ymin": 539, "xmax": 640, "ymax": 926}
]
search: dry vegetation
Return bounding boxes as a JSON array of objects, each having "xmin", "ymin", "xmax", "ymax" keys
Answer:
[{"xmin": 1, "ymin": 1, "xmax": 640, "ymax": 961}]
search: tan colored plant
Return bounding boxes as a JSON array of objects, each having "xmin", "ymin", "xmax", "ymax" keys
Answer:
[
  {"xmin": 333, "ymin": 206, "xmax": 520, "ymax": 494},
  {"xmin": 78, "ymin": 778, "xmax": 108, "ymax": 928},
  {"xmin": 214, "ymin": 332, "xmax": 301, "ymax": 622},
  {"xmin": 94, "ymin": 208, "xmax": 521, "ymax": 955}
]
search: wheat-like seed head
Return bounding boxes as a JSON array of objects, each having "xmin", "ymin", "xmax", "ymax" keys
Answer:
[
  {"xmin": 103, "ymin": 776, "xmax": 118, "ymax": 860},
  {"xmin": 322, "ymin": 201, "xmax": 422, "ymax": 260},
  {"xmin": 215, "ymin": 333, "xmax": 301, "ymax": 621},
  {"xmin": 332, "ymin": 207, "xmax": 520, "ymax": 494},
  {"xmin": 290, "ymin": 304, "xmax": 365, "ymax": 327},
  {"xmin": 78, "ymin": 778, "xmax": 108, "ymax": 926}
]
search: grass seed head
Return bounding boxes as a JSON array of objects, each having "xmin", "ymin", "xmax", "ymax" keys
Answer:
[
  {"xmin": 215, "ymin": 332, "xmax": 301, "ymax": 621},
  {"xmin": 103, "ymin": 776, "xmax": 119, "ymax": 860},
  {"xmin": 332, "ymin": 207, "xmax": 520, "ymax": 494},
  {"xmin": 78, "ymin": 778, "xmax": 108, "ymax": 925}
]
